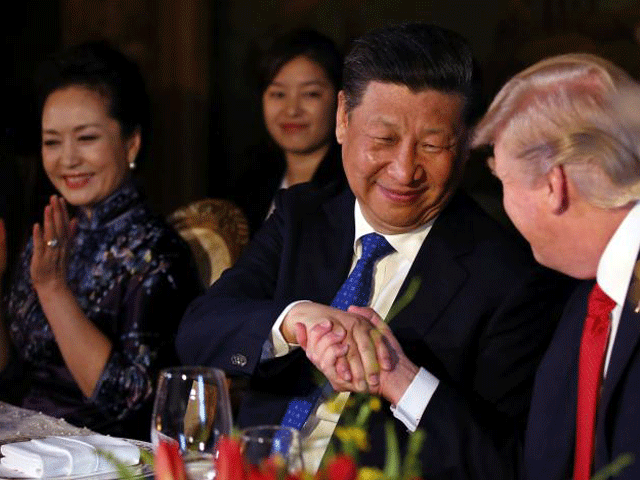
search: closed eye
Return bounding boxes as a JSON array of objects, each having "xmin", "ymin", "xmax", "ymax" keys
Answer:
[
  {"xmin": 78, "ymin": 135, "xmax": 99, "ymax": 142},
  {"xmin": 421, "ymin": 142, "xmax": 456, "ymax": 153}
]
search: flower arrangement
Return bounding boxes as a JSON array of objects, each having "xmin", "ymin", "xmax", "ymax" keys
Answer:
[{"xmin": 150, "ymin": 393, "xmax": 425, "ymax": 480}]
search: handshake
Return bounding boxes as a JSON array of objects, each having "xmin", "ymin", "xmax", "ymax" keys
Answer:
[{"xmin": 281, "ymin": 302, "xmax": 419, "ymax": 406}]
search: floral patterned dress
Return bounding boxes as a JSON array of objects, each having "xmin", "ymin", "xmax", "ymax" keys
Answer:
[{"xmin": 2, "ymin": 181, "xmax": 201, "ymax": 439}]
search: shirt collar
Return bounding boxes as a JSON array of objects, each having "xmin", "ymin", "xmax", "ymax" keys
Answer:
[
  {"xmin": 597, "ymin": 201, "xmax": 640, "ymax": 305},
  {"xmin": 353, "ymin": 200, "xmax": 434, "ymax": 261},
  {"xmin": 76, "ymin": 180, "xmax": 141, "ymax": 230}
]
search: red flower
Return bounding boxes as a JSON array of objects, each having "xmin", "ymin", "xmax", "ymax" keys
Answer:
[
  {"xmin": 215, "ymin": 436, "xmax": 246, "ymax": 480},
  {"xmin": 323, "ymin": 454, "xmax": 358, "ymax": 480},
  {"xmin": 154, "ymin": 440, "xmax": 187, "ymax": 480},
  {"xmin": 246, "ymin": 464, "xmax": 274, "ymax": 480}
]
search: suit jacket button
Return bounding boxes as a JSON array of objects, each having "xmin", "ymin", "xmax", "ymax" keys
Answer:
[{"xmin": 231, "ymin": 353, "xmax": 247, "ymax": 367}]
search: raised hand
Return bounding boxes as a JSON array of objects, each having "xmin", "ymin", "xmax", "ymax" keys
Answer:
[{"xmin": 30, "ymin": 195, "xmax": 77, "ymax": 290}]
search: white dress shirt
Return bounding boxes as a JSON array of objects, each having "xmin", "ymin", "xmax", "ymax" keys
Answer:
[
  {"xmin": 597, "ymin": 201, "xmax": 640, "ymax": 377},
  {"xmin": 268, "ymin": 200, "xmax": 441, "ymax": 471}
]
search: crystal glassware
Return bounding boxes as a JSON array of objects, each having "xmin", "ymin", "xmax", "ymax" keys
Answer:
[
  {"xmin": 239, "ymin": 425, "xmax": 305, "ymax": 474},
  {"xmin": 151, "ymin": 366, "xmax": 233, "ymax": 479}
]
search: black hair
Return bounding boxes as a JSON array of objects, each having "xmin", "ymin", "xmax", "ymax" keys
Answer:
[
  {"xmin": 256, "ymin": 28, "xmax": 343, "ymax": 94},
  {"xmin": 36, "ymin": 40, "xmax": 150, "ymax": 158},
  {"xmin": 343, "ymin": 23, "xmax": 482, "ymax": 124}
]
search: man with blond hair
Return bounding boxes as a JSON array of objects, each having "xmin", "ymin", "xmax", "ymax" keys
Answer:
[{"xmin": 473, "ymin": 53, "xmax": 640, "ymax": 480}]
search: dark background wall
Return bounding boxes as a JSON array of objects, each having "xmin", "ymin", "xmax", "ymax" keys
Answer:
[{"xmin": 3, "ymin": 0, "xmax": 640, "ymax": 240}]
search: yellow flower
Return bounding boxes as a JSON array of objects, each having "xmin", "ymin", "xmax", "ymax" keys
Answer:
[
  {"xmin": 325, "ymin": 393, "xmax": 350, "ymax": 415},
  {"xmin": 368, "ymin": 397, "xmax": 382, "ymax": 412},
  {"xmin": 334, "ymin": 426, "xmax": 369, "ymax": 451},
  {"xmin": 357, "ymin": 466, "xmax": 386, "ymax": 480}
]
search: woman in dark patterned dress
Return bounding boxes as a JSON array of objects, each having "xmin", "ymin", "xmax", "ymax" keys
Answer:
[{"xmin": 0, "ymin": 41, "xmax": 201, "ymax": 440}]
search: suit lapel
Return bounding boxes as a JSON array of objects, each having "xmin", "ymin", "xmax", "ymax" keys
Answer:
[
  {"xmin": 315, "ymin": 188, "xmax": 356, "ymax": 301},
  {"xmin": 388, "ymin": 194, "xmax": 471, "ymax": 336},
  {"xmin": 596, "ymin": 256, "xmax": 640, "ymax": 467}
]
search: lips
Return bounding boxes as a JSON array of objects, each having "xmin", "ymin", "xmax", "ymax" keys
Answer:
[
  {"xmin": 280, "ymin": 123, "xmax": 308, "ymax": 133},
  {"xmin": 62, "ymin": 173, "xmax": 93, "ymax": 189},
  {"xmin": 377, "ymin": 184, "xmax": 426, "ymax": 203}
]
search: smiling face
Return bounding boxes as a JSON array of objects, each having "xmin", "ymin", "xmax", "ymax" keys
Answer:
[
  {"xmin": 41, "ymin": 85, "xmax": 140, "ymax": 214},
  {"xmin": 262, "ymin": 55, "xmax": 337, "ymax": 156},
  {"xmin": 337, "ymin": 82, "xmax": 466, "ymax": 234}
]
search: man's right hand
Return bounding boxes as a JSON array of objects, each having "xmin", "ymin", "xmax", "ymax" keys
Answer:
[
  {"xmin": 282, "ymin": 302, "xmax": 393, "ymax": 392},
  {"xmin": 301, "ymin": 306, "xmax": 419, "ymax": 405}
]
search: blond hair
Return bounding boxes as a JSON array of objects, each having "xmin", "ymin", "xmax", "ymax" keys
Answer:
[{"xmin": 472, "ymin": 53, "xmax": 640, "ymax": 207}]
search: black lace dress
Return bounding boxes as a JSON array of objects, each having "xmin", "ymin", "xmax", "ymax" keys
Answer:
[{"xmin": 1, "ymin": 181, "xmax": 201, "ymax": 439}]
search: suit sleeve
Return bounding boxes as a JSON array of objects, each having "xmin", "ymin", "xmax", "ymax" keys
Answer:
[{"xmin": 415, "ymin": 382, "xmax": 522, "ymax": 480}]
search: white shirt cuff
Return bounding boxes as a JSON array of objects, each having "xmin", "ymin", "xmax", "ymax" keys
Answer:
[
  {"xmin": 269, "ymin": 300, "xmax": 310, "ymax": 358},
  {"xmin": 390, "ymin": 367, "xmax": 439, "ymax": 431}
]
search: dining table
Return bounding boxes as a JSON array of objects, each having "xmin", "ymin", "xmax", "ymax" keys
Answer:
[{"xmin": 0, "ymin": 401, "xmax": 153, "ymax": 479}]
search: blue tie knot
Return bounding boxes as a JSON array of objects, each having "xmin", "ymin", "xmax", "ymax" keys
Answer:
[
  {"xmin": 360, "ymin": 232, "xmax": 394, "ymax": 264},
  {"xmin": 329, "ymin": 232, "xmax": 394, "ymax": 312}
]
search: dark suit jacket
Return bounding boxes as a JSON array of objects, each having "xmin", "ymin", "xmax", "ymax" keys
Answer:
[
  {"xmin": 525, "ymin": 278, "xmax": 640, "ymax": 480},
  {"xmin": 177, "ymin": 183, "xmax": 574, "ymax": 479}
]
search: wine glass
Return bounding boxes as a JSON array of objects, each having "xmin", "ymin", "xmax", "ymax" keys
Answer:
[
  {"xmin": 239, "ymin": 425, "xmax": 305, "ymax": 474},
  {"xmin": 151, "ymin": 366, "xmax": 233, "ymax": 479}
]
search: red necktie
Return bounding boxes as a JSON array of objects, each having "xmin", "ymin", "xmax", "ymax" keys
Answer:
[{"xmin": 573, "ymin": 283, "xmax": 616, "ymax": 480}]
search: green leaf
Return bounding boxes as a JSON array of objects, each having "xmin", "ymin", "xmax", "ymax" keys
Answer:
[
  {"xmin": 139, "ymin": 448, "xmax": 155, "ymax": 467},
  {"xmin": 401, "ymin": 429, "xmax": 425, "ymax": 480},
  {"xmin": 386, "ymin": 277, "xmax": 421, "ymax": 323},
  {"xmin": 383, "ymin": 420, "xmax": 401, "ymax": 479},
  {"xmin": 96, "ymin": 449, "xmax": 138, "ymax": 480},
  {"xmin": 591, "ymin": 453, "xmax": 634, "ymax": 480}
]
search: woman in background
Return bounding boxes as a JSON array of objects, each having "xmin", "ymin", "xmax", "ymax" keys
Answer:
[
  {"xmin": 0, "ymin": 41, "xmax": 200, "ymax": 439},
  {"xmin": 233, "ymin": 29, "xmax": 345, "ymax": 235}
]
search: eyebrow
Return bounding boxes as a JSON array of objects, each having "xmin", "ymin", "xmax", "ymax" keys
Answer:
[
  {"xmin": 42, "ymin": 124, "xmax": 102, "ymax": 134},
  {"xmin": 269, "ymin": 80, "xmax": 329, "ymax": 88},
  {"xmin": 367, "ymin": 115, "xmax": 453, "ymax": 130}
]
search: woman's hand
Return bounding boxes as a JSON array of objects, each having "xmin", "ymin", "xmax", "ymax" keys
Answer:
[
  {"xmin": 30, "ymin": 195, "xmax": 77, "ymax": 291},
  {"xmin": 28, "ymin": 195, "xmax": 111, "ymax": 397}
]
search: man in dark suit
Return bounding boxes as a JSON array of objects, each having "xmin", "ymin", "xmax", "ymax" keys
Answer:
[
  {"xmin": 177, "ymin": 24, "xmax": 571, "ymax": 479},
  {"xmin": 472, "ymin": 53, "xmax": 640, "ymax": 480}
]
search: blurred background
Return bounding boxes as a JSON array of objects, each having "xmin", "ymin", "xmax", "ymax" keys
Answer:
[{"xmin": 2, "ymin": 0, "xmax": 640, "ymax": 237}]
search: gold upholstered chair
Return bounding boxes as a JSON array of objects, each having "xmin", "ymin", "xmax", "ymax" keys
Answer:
[{"xmin": 168, "ymin": 199, "xmax": 249, "ymax": 287}]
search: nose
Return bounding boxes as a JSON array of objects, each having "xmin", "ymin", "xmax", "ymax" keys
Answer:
[
  {"xmin": 60, "ymin": 139, "xmax": 81, "ymax": 168},
  {"xmin": 286, "ymin": 93, "xmax": 302, "ymax": 116},
  {"xmin": 387, "ymin": 141, "xmax": 424, "ymax": 185}
]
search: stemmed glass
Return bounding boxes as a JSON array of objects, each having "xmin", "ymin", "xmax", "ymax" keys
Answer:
[
  {"xmin": 238, "ymin": 425, "xmax": 305, "ymax": 474},
  {"xmin": 151, "ymin": 366, "xmax": 233, "ymax": 480}
]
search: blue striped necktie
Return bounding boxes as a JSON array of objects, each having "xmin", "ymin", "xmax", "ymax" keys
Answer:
[{"xmin": 278, "ymin": 232, "xmax": 394, "ymax": 433}]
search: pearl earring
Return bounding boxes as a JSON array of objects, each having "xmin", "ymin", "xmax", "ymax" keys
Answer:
[{"xmin": 129, "ymin": 161, "xmax": 136, "ymax": 170}]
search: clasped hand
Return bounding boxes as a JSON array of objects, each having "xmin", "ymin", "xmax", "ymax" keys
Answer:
[
  {"xmin": 30, "ymin": 195, "xmax": 77, "ymax": 290},
  {"xmin": 283, "ymin": 303, "xmax": 418, "ymax": 404}
]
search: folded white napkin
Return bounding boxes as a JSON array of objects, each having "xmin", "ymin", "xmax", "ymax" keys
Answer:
[{"xmin": 0, "ymin": 434, "xmax": 139, "ymax": 478}]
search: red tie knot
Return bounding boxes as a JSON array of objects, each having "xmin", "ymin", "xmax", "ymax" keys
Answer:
[{"xmin": 588, "ymin": 283, "xmax": 616, "ymax": 319}]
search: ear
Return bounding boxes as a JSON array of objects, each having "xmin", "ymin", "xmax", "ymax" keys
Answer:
[
  {"xmin": 335, "ymin": 90, "xmax": 348, "ymax": 145},
  {"xmin": 545, "ymin": 164, "xmax": 569, "ymax": 214},
  {"xmin": 126, "ymin": 127, "xmax": 142, "ymax": 165}
]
